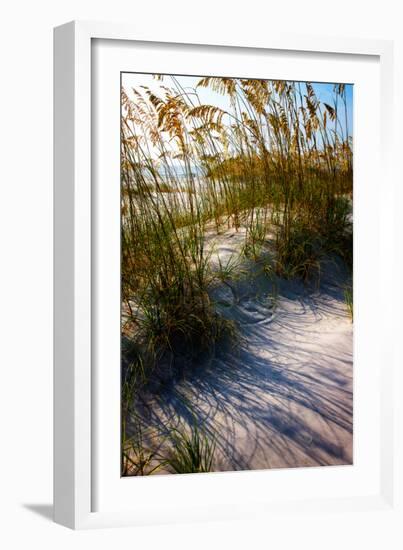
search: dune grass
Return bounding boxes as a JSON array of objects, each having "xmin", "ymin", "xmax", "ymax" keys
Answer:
[
  {"xmin": 122, "ymin": 405, "xmax": 216, "ymax": 476},
  {"xmin": 344, "ymin": 285, "xmax": 353, "ymax": 321},
  {"xmin": 166, "ymin": 422, "xmax": 216, "ymax": 474}
]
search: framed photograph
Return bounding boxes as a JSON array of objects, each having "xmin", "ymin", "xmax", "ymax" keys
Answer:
[{"xmin": 54, "ymin": 21, "xmax": 395, "ymax": 529}]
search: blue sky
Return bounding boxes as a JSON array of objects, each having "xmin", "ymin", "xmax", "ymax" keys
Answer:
[{"xmin": 122, "ymin": 72, "xmax": 353, "ymax": 140}]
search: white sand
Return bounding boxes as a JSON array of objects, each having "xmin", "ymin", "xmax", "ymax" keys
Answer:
[{"xmin": 132, "ymin": 226, "xmax": 353, "ymax": 471}]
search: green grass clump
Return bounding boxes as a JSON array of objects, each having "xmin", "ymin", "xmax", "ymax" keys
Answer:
[
  {"xmin": 274, "ymin": 221, "xmax": 323, "ymax": 281},
  {"xmin": 344, "ymin": 286, "xmax": 353, "ymax": 321},
  {"xmin": 121, "ymin": 410, "xmax": 216, "ymax": 476},
  {"xmin": 166, "ymin": 422, "xmax": 216, "ymax": 474}
]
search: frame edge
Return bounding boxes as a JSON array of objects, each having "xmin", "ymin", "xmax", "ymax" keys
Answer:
[
  {"xmin": 53, "ymin": 19, "xmax": 396, "ymax": 529},
  {"xmin": 54, "ymin": 20, "xmax": 76, "ymax": 529}
]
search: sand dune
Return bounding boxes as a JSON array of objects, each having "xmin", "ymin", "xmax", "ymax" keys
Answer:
[{"xmin": 130, "ymin": 226, "xmax": 353, "ymax": 472}]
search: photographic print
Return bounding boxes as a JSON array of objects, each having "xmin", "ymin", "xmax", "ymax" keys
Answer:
[{"xmin": 121, "ymin": 73, "xmax": 353, "ymax": 476}]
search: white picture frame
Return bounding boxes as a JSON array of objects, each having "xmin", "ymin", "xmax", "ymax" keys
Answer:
[{"xmin": 54, "ymin": 20, "xmax": 396, "ymax": 530}]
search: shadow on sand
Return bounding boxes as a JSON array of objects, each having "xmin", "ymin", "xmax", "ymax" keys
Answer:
[{"xmin": 127, "ymin": 256, "xmax": 353, "ymax": 472}]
